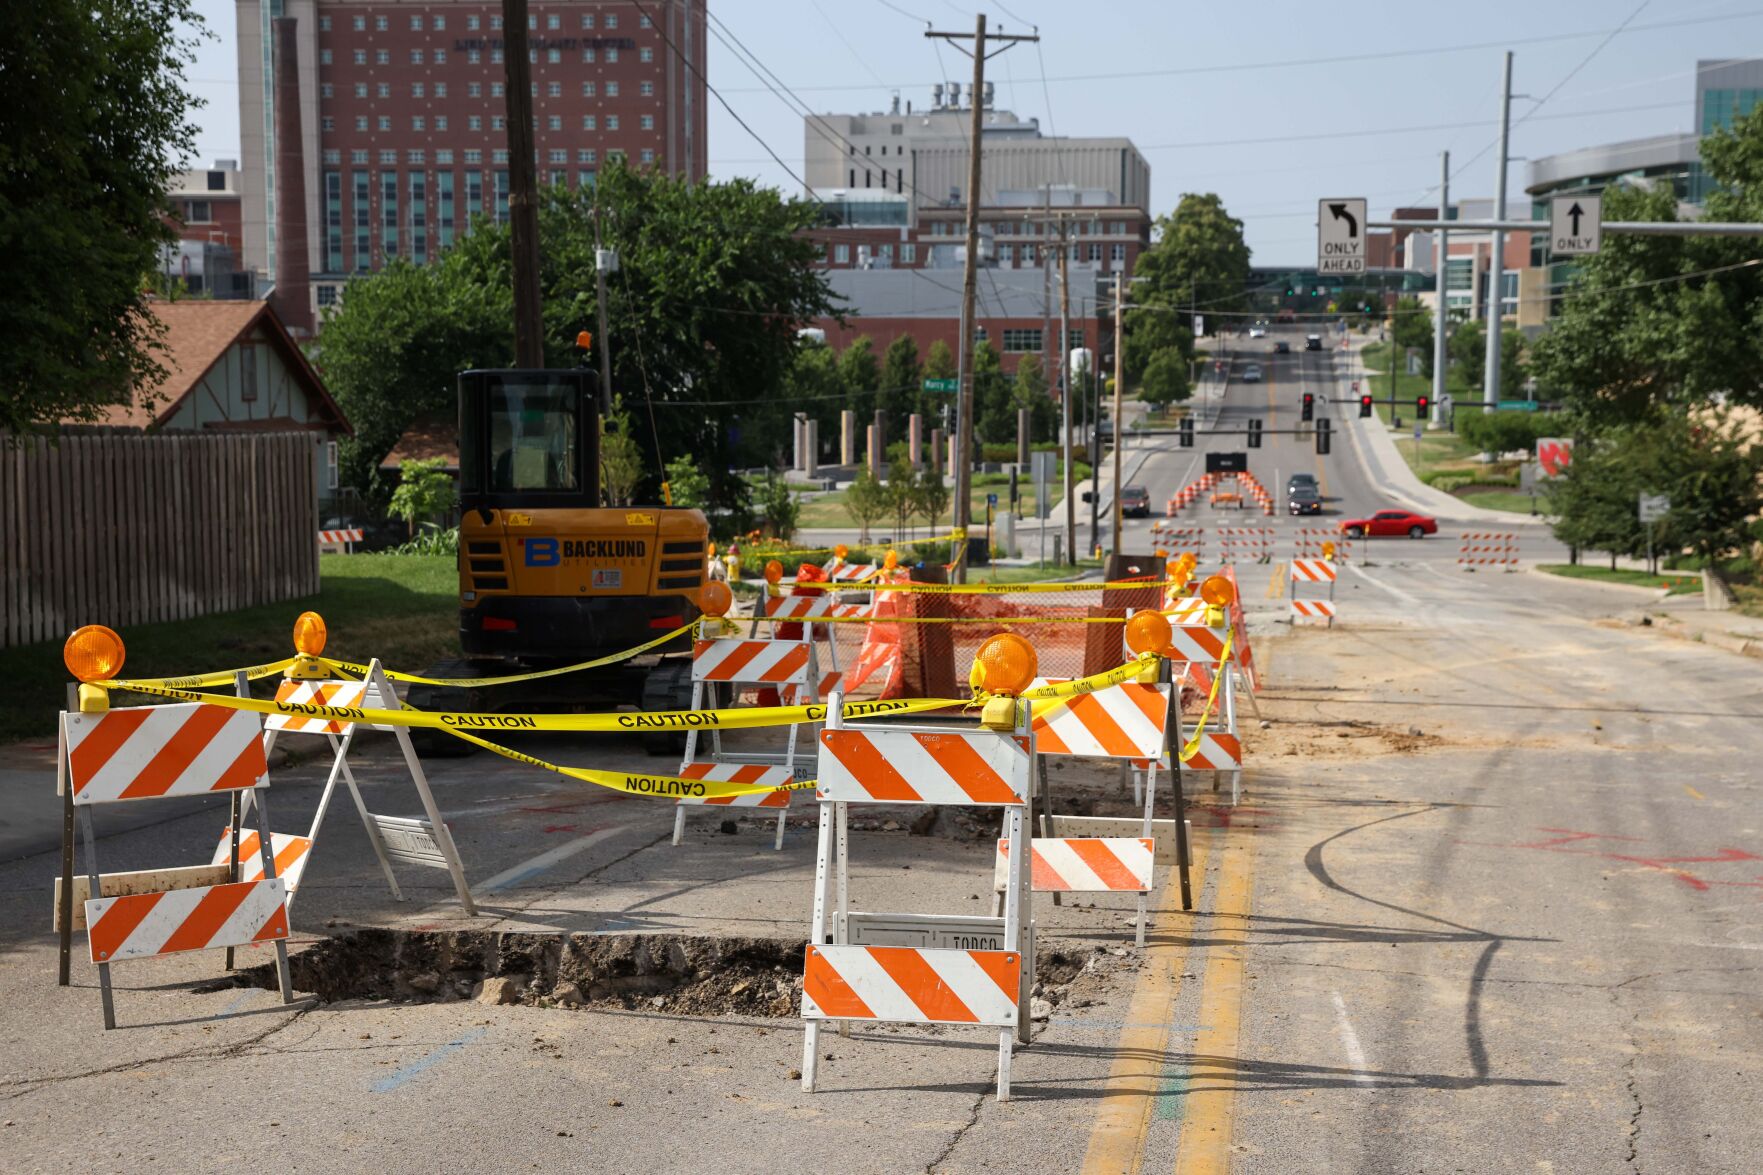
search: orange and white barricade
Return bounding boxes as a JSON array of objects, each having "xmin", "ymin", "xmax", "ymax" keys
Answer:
[
  {"xmin": 762, "ymin": 591, "xmax": 868, "ymax": 699},
  {"xmin": 1457, "ymin": 531, "xmax": 1518, "ymax": 570},
  {"xmin": 801, "ymin": 696, "xmax": 1032, "ymax": 1100},
  {"xmin": 1167, "ymin": 622, "xmax": 1245, "ymax": 803},
  {"xmin": 824, "ymin": 561, "xmax": 879, "ymax": 583},
  {"xmin": 674, "ymin": 623, "xmax": 821, "ymax": 849},
  {"xmin": 1293, "ymin": 527, "xmax": 1350, "ymax": 563},
  {"xmin": 245, "ymin": 659, "xmax": 478, "ymax": 916},
  {"xmin": 58, "ymin": 700, "xmax": 295, "ymax": 1028},
  {"xmin": 1289, "ymin": 557, "xmax": 1338, "ymax": 627}
]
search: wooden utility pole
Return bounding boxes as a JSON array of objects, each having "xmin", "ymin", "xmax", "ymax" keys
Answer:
[
  {"xmin": 502, "ymin": 0, "xmax": 544, "ymax": 366},
  {"xmin": 1111, "ymin": 275, "xmax": 1125, "ymax": 557},
  {"xmin": 925, "ymin": 15, "xmax": 1038, "ymax": 581},
  {"xmin": 1059, "ymin": 235, "xmax": 1074, "ymax": 565}
]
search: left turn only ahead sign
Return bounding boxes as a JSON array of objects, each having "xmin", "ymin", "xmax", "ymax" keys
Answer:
[{"xmin": 1317, "ymin": 199, "xmax": 1367, "ymax": 274}]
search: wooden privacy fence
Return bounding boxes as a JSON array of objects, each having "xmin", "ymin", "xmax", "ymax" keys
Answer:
[{"xmin": 1, "ymin": 431, "xmax": 319, "ymax": 649}]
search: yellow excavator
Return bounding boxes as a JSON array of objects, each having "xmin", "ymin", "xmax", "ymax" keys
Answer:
[{"xmin": 407, "ymin": 358, "xmax": 711, "ymax": 753}]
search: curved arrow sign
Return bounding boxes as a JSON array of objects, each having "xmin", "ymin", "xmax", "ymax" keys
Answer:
[{"xmin": 1317, "ymin": 198, "xmax": 1367, "ymax": 274}]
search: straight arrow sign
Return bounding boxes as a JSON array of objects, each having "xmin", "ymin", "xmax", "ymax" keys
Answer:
[
  {"xmin": 1317, "ymin": 198, "xmax": 1367, "ymax": 274},
  {"xmin": 1550, "ymin": 194, "xmax": 1602, "ymax": 255}
]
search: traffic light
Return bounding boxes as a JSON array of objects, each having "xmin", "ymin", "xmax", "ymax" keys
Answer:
[
  {"xmin": 1316, "ymin": 417, "xmax": 1332, "ymax": 455},
  {"xmin": 1416, "ymin": 394, "xmax": 1430, "ymax": 416},
  {"xmin": 1179, "ymin": 416, "xmax": 1195, "ymax": 448},
  {"xmin": 1247, "ymin": 418, "xmax": 1263, "ymax": 449},
  {"xmin": 1301, "ymin": 392, "xmax": 1315, "ymax": 422},
  {"xmin": 1359, "ymin": 394, "xmax": 1373, "ymax": 418}
]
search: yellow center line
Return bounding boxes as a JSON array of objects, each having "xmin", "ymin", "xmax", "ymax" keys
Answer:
[
  {"xmin": 1684, "ymin": 783, "xmax": 1706, "ymax": 801},
  {"xmin": 1173, "ymin": 821, "xmax": 1258, "ymax": 1175},
  {"xmin": 1081, "ymin": 831, "xmax": 1213, "ymax": 1174}
]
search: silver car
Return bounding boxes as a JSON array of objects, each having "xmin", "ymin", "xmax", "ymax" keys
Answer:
[{"xmin": 1241, "ymin": 364, "xmax": 1263, "ymax": 383}]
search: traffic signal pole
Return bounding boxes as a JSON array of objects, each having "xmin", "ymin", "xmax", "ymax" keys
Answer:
[
  {"xmin": 501, "ymin": 0, "xmax": 544, "ymax": 368},
  {"xmin": 1485, "ymin": 51, "xmax": 1513, "ymax": 408},
  {"xmin": 1432, "ymin": 150, "xmax": 1449, "ymax": 427}
]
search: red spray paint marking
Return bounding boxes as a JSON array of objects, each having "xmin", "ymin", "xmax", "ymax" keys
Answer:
[
  {"xmin": 1469, "ymin": 828, "xmax": 1763, "ymax": 893},
  {"xmin": 542, "ymin": 824, "xmax": 578, "ymax": 834}
]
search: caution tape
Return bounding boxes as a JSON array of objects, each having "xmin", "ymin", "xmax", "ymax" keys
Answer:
[
  {"xmin": 828, "ymin": 575, "xmax": 1175, "ymax": 595},
  {"xmin": 742, "ymin": 530, "xmax": 963, "ymax": 559},
  {"xmin": 1178, "ymin": 629, "xmax": 1234, "ymax": 763},
  {"xmin": 435, "ymin": 726, "xmax": 821, "ymax": 800},
  {"xmin": 109, "ymin": 658, "xmax": 299, "ymax": 691},
  {"xmin": 318, "ymin": 623, "xmax": 694, "ymax": 688},
  {"xmin": 782, "ymin": 614, "xmax": 1143, "ymax": 626}
]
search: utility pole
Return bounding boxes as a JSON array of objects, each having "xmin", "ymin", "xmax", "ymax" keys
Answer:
[
  {"xmin": 1432, "ymin": 150, "xmax": 1449, "ymax": 426},
  {"xmin": 593, "ymin": 202, "xmax": 614, "ymax": 415},
  {"xmin": 1059, "ymin": 235, "xmax": 1074, "ymax": 566},
  {"xmin": 502, "ymin": 0, "xmax": 543, "ymax": 367},
  {"xmin": 1484, "ymin": 50, "xmax": 1513, "ymax": 407},
  {"xmin": 925, "ymin": 15, "xmax": 1038, "ymax": 581},
  {"xmin": 1110, "ymin": 274, "xmax": 1125, "ymax": 558}
]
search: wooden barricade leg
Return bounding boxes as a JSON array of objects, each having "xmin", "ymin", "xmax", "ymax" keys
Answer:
[
  {"xmin": 225, "ymin": 671, "xmax": 251, "ymax": 970},
  {"xmin": 835, "ymin": 799, "xmax": 850, "ymax": 1039},
  {"xmin": 57, "ymin": 705, "xmax": 74, "ymax": 986},
  {"xmin": 997, "ymin": 748, "xmax": 1028, "ymax": 1100},
  {"xmin": 1166, "ymin": 675, "xmax": 1194, "ymax": 912},
  {"xmin": 801, "ymin": 692, "xmax": 845, "ymax": 1091},
  {"xmin": 1137, "ymin": 758, "xmax": 1156, "ymax": 948},
  {"xmin": 252, "ymin": 791, "xmax": 295, "ymax": 1005},
  {"xmin": 372, "ymin": 662, "xmax": 476, "ymax": 916},
  {"xmin": 1223, "ymin": 667, "xmax": 1242, "ymax": 807},
  {"xmin": 672, "ymin": 680, "xmax": 705, "ymax": 846},
  {"xmin": 76, "ymin": 805, "xmax": 115, "ymax": 1029}
]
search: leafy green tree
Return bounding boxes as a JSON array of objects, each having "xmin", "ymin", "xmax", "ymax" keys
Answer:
[
  {"xmin": 663, "ymin": 454, "xmax": 709, "ymax": 509},
  {"xmin": 1, "ymin": 0, "xmax": 206, "ymax": 434},
  {"xmin": 1458, "ymin": 410, "xmax": 1562, "ymax": 457},
  {"xmin": 914, "ymin": 464, "xmax": 950, "ymax": 530},
  {"xmin": 1650, "ymin": 415, "xmax": 1763, "ymax": 564},
  {"xmin": 599, "ymin": 397, "xmax": 645, "ymax": 505},
  {"xmin": 1139, "ymin": 348, "xmax": 1191, "ymax": 406},
  {"xmin": 755, "ymin": 470, "xmax": 800, "ymax": 540},
  {"xmin": 838, "ymin": 335, "xmax": 880, "ymax": 423},
  {"xmin": 919, "ymin": 338, "xmax": 957, "ymax": 423},
  {"xmin": 878, "ymin": 334, "xmax": 921, "ymax": 439},
  {"xmin": 784, "ymin": 340, "xmax": 845, "ymax": 446},
  {"xmin": 1446, "ymin": 318, "xmax": 1525, "ymax": 402},
  {"xmin": 1126, "ymin": 193, "xmax": 1251, "ymax": 384},
  {"xmin": 1391, "ymin": 296, "xmax": 1433, "ymax": 375},
  {"xmin": 1011, "ymin": 353, "xmax": 1058, "ymax": 443},
  {"xmin": 1547, "ymin": 436, "xmax": 1644, "ymax": 567},
  {"xmin": 388, "ymin": 457, "xmax": 455, "ymax": 537},
  {"xmin": 973, "ymin": 342, "xmax": 1014, "ymax": 444},
  {"xmin": 843, "ymin": 466, "xmax": 889, "ymax": 542}
]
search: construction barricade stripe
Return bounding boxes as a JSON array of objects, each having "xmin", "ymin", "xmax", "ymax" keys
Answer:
[
  {"xmin": 676, "ymin": 762, "xmax": 794, "ymax": 809},
  {"xmin": 802, "ymin": 945, "xmax": 1019, "ymax": 1026},
  {"xmin": 1291, "ymin": 599, "xmax": 1338, "ymax": 620},
  {"xmin": 86, "ymin": 879, "xmax": 289, "ymax": 962},
  {"xmin": 1164, "ymin": 624, "xmax": 1230, "ymax": 666},
  {"xmin": 763, "ymin": 595, "xmax": 865, "ymax": 620},
  {"xmin": 692, "ymin": 638, "xmax": 812, "ymax": 685},
  {"xmin": 1290, "ymin": 559, "xmax": 1337, "ymax": 583},
  {"xmin": 1185, "ymin": 731, "xmax": 1242, "ymax": 770},
  {"xmin": 817, "ymin": 729, "xmax": 1029, "ymax": 806},
  {"xmin": 1031, "ymin": 680, "xmax": 1169, "ymax": 760},
  {"xmin": 267, "ymin": 680, "xmax": 373, "ymax": 734},
  {"xmin": 211, "ymin": 829, "xmax": 314, "ymax": 890},
  {"xmin": 66, "ymin": 704, "xmax": 268, "ymax": 805},
  {"xmin": 994, "ymin": 837, "xmax": 1154, "ymax": 893}
]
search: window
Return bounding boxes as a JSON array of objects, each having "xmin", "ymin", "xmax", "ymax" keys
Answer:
[
  {"xmin": 491, "ymin": 49, "xmax": 503, "ymax": 64},
  {"xmin": 606, "ymin": 115, "xmax": 619, "ymax": 130},
  {"xmin": 350, "ymin": 149, "xmax": 367, "ymax": 164},
  {"xmin": 376, "ymin": 49, "xmax": 389, "ymax": 65},
  {"xmin": 468, "ymin": 14, "xmax": 480, "ymax": 30},
  {"xmin": 354, "ymin": 83, "xmax": 367, "ymax": 98},
  {"xmin": 641, "ymin": 114, "xmax": 654, "ymax": 130},
  {"xmin": 352, "ymin": 49, "xmax": 366, "ymax": 65},
  {"xmin": 468, "ymin": 49, "xmax": 481, "ymax": 64},
  {"xmin": 491, "ymin": 82, "xmax": 504, "ymax": 97},
  {"xmin": 606, "ymin": 81, "xmax": 620, "ymax": 97},
  {"xmin": 321, "ymin": 83, "xmax": 333, "ymax": 99},
  {"xmin": 491, "ymin": 115, "xmax": 507, "ymax": 131},
  {"xmin": 319, "ymin": 14, "xmax": 330, "ymax": 31},
  {"xmin": 582, "ymin": 14, "xmax": 596, "ymax": 29},
  {"xmin": 435, "ymin": 116, "xmax": 448, "ymax": 131},
  {"xmin": 1089, "ymin": 244, "xmax": 1103, "ymax": 261},
  {"xmin": 582, "ymin": 81, "xmax": 597, "ymax": 97},
  {"xmin": 834, "ymin": 243, "xmax": 850, "ymax": 263},
  {"xmin": 640, "ymin": 81, "xmax": 653, "ymax": 96},
  {"xmin": 998, "ymin": 243, "xmax": 1013, "ymax": 264},
  {"xmin": 435, "ymin": 83, "xmax": 447, "ymax": 98},
  {"xmin": 381, "ymin": 172, "xmax": 398, "ymax": 258},
  {"xmin": 354, "ymin": 116, "xmax": 368, "ymax": 131},
  {"xmin": 469, "ymin": 82, "xmax": 482, "ymax": 98},
  {"xmin": 606, "ymin": 48, "xmax": 619, "ymax": 63},
  {"xmin": 641, "ymin": 14, "xmax": 653, "ymax": 28},
  {"xmin": 640, "ymin": 47, "xmax": 654, "ymax": 63},
  {"xmin": 582, "ymin": 115, "xmax": 597, "ymax": 131},
  {"xmin": 548, "ymin": 115, "xmax": 561, "ymax": 131},
  {"xmin": 407, "ymin": 150, "xmax": 425, "ymax": 164},
  {"xmin": 578, "ymin": 170, "xmax": 597, "ymax": 187},
  {"xmin": 548, "ymin": 49, "xmax": 561, "ymax": 64},
  {"xmin": 879, "ymin": 244, "xmax": 893, "ymax": 261},
  {"xmin": 902, "ymin": 243, "xmax": 917, "ymax": 264},
  {"xmin": 379, "ymin": 149, "xmax": 397, "ymax": 165},
  {"xmin": 375, "ymin": 15, "xmax": 387, "ymax": 32},
  {"xmin": 352, "ymin": 15, "xmax": 364, "ymax": 32},
  {"xmin": 184, "ymin": 199, "xmax": 211, "ymax": 222},
  {"xmin": 318, "ymin": 285, "xmax": 339, "ymax": 308},
  {"xmin": 640, "ymin": 149, "xmax": 655, "ymax": 164},
  {"xmin": 582, "ymin": 48, "xmax": 596, "ymax": 63},
  {"xmin": 378, "ymin": 115, "xmax": 391, "ymax": 131},
  {"xmin": 493, "ymin": 149, "xmax": 509, "ymax": 164},
  {"xmin": 548, "ymin": 13, "xmax": 560, "ymax": 30},
  {"xmin": 548, "ymin": 81, "xmax": 561, "ymax": 97},
  {"xmin": 409, "ymin": 171, "xmax": 427, "ymax": 264},
  {"xmin": 410, "ymin": 49, "xmax": 424, "ymax": 65},
  {"xmin": 377, "ymin": 83, "xmax": 389, "ymax": 98},
  {"xmin": 607, "ymin": 149, "xmax": 625, "ymax": 163},
  {"xmin": 353, "ymin": 171, "xmax": 370, "ymax": 271},
  {"xmin": 411, "ymin": 117, "xmax": 425, "ymax": 131},
  {"xmin": 434, "ymin": 15, "xmax": 445, "ymax": 31},
  {"xmin": 464, "ymin": 149, "xmax": 483, "ymax": 164},
  {"xmin": 413, "ymin": 83, "xmax": 424, "ymax": 98},
  {"xmin": 321, "ymin": 116, "xmax": 334, "ymax": 132},
  {"xmin": 494, "ymin": 169, "xmax": 509, "ymax": 222},
  {"xmin": 491, "ymin": 15, "xmax": 502, "ymax": 30},
  {"xmin": 605, "ymin": 13, "xmax": 618, "ymax": 28},
  {"xmin": 578, "ymin": 148, "xmax": 597, "ymax": 163},
  {"xmin": 468, "ymin": 115, "xmax": 482, "ymax": 131},
  {"xmin": 324, "ymin": 172, "xmax": 343, "ymax": 272},
  {"xmin": 436, "ymin": 149, "xmax": 453, "ymax": 165},
  {"xmin": 410, "ymin": 14, "xmax": 423, "ymax": 31},
  {"xmin": 1021, "ymin": 243, "xmax": 1035, "ymax": 265},
  {"xmin": 1002, "ymin": 329, "xmax": 1043, "ymax": 353},
  {"xmin": 549, "ymin": 149, "xmax": 567, "ymax": 164},
  {"xmin": 1111, "ymin": 243, "xmax": 1125, "ymax": 263},
  {"xmin": 239, "ymin": 344, "xmax": 257, "ymax": 401},
  {"xmin": 1111, "ymin": 221, "xmax": 1126, "ymax": 235}
]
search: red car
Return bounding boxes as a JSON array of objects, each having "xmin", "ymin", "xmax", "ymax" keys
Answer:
[{"xmin": 1340, "ymin": 509, "xmax": 1437, "ymax": 539}]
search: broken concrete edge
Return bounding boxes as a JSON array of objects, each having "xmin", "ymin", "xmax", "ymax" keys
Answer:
[
  {"xmin": 207, "ymin": 928, "xmax": 1128, "ymax": 1020},
  {"xmin": 1625, "ymin": 611, "xmax": 1763, "ymax": 661}
]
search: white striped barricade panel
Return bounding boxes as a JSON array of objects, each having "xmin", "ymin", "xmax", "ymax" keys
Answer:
[
  {"xmin": 816, "ymin": 728, "xmax": 1030, "ymax": 806},
  {"xmin": 992, "ymin": 837, "xmax": 1154, "ymax": 894},
  {"xmin": 1290, "ymin": 559, "xmax": 1337, "ymax": 583},
  {"xmin": 1185, "ymin": 732, "xmax": 1242, "ymax": 771},
  {"xmin": 763, "ymin": 594, "xmax": 864, "ymax": 622},
  {"xmin": 1163, "ymin": 595, "xmax": 1207, "ymax": 622},
  {"xmin": 802, "ymin": 944, "xmax": 1020, "ymax": 1027},
  {"xmin": 317, "ymin": 528, "xmax": 363, "ymax": 545},
  {"xmin": 1165, "ymin": 623, "xmax": 1231, "ymax": 668},
  {"xmin": 266, "ymin": 679, "xmax": 396, "ymax": 735},
  {"xmin": 1291, "ymin": 599, "xmax": 1337, "ymax": 623},
  {"xmin": 85, "ymin": 878, "xmax": 289, "ymax": 963},
  {"xmin": 692, "ymin": 637, "xmax": 812, "ymax": 686},
  {"xmin": 675, "ymin": 761, "xmax": 794, "ymax": 810},
  {"xmin": 211, "ymin": 829, "xmax": 314, "ymax": 891},
  {"xmin": 1031, "ymin": 681, "xmax": 1169, "ymax": 761},
  {"xmin": 65, "ymin": 705, "xmax": 268, "ymax": 805},
  {"xmin": 826, "ymin": 563, "xmax": 878, "ymax": 583}
]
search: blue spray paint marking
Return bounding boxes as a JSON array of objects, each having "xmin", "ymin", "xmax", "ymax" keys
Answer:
[{"xmin": 371, "ymin": 1028, "xmax": 488, "ymax": 1093}]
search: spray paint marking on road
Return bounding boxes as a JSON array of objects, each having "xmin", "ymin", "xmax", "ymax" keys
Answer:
[
  {"xmin": 371, "ymin": 1028, "xmax": 488, "ymax": 1093},
  {"xmin": 1464, "ymin": 827, "xmax": 1763, "ymax": 892},
  {"xmin": 1684, "ymin": 784, "xmax": 1706, "ymax": 802},
  {"xmin": 1330, "ymin": 991, "xmax": 1375, "ymax": 1087},
  {"xmin": 474, "ymin": 825, "xmax": 627, "ymax": 894}
]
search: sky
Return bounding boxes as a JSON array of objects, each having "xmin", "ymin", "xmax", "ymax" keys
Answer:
[{"xmin": 179, "ymin": 0, "xmax": 1761, "ymax": 265}]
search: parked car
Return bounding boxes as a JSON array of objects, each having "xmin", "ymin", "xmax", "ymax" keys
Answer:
[
  {"xmin": 1273, "ymin": 340, "xmax": 1291, "ymax": 354},
  {"xmin": 1340, "ymin": 509, "xmax": 1437, "ymax": 539},
  {"xmin": 1241, "ymin": 364, "xmax": 1263, "ymax": 383},
  {"xmin": 1286, "ymin": 473, "xmax": 1318, "ymax": 495},
  {"xmin": 1248, "ymin": 323, "xmax": 1268, "ymax": 339},
  {"xmin": 1119, "ymin": 485, "xmax": 1152, "ymax": 517},
  {"xmin": 1306, "ymin": 334, "xmax": 1323, "ymax": 351},
  {"xmin": 1288, "ymin": 487, "xmax": 1324, "ymax": 516}
]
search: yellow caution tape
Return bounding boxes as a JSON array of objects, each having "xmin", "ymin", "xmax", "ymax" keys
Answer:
[
  {"xmin": 1024, "ymin": 654, "xmax": 1160, "ymax": 700},
  {"xmin": 318, "ymin": 624, "xmax": 694, "ymax": 688},
  {"xmin": 832, "ymin": 576, "xmax": 1177, "ymax": 595},
  {"xmin": 1178, "ymin": 629, "xmax": 1234, "ymax": 763},
  {"xmin": 110, "ymin": 658, "xmax": 299, "ymax": 691}
]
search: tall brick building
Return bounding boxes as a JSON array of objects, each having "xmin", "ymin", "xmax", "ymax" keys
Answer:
[{"xmin": 236, "ymin": 1, "xmax": 707, "ymax": 321}]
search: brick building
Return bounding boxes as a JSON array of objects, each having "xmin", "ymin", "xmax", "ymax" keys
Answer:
[
  {"xmin": 159, "ymin": 162, "xmax": 256, "ymax": 298},
  {"xmin": 236, "ymin": 0, "xmax": 707, "ymax": 319}
]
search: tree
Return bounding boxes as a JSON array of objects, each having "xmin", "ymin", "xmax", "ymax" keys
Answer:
[
  {"xmin": 919, "ymin": 338, "xmax": 957, "ymax": 424},
  {"xmin": 973, "ymin": 342, "xmax": 1015, "ymax": 444},
  {"xmin": 2, "ymin": 0, "xmax": 206, "ymax": 434},
  {"xmin": 784, "ymin": 340, "xmax": 845, "ymax": 450},
  {"xmin": 878, "ymin": 334, "xmax": 921, "ymax": 438},
  {"xmin": 600, "ymin": 397, "xmax": 645, "ymax": 505},
  {"xmin": 843, "ymin": 466, "xmax": 890, "ymax": 542},
  {"xmin": 388, "ymin": 457, "xmax": 455, "ymax": 537},
  {"xmin": 914, "ymin": 464, "xmax": 950, "ymax": 531},
  {"xmin": 1446, "ymin": 319, "xmax": 1525, "ymax": 402},
  {"xmin": 1391, "ymin": 295, "xmax": 1433, "ymax": 373},
  {"xmin": 1126, "ymin": 193, "xmax": 1251, "ymax": 386},
  {"xmin": 1459, "ymin": 410, "xmax": 1562, "ymax": 457},
  {"xmin": 1139, "ymin": 348, "xmax": 1190, "ymax": 406},
  {"xmin": 755, "ymin": 470, "xmax": 800, "ymax": 541},
  {"xmin": 320, "ymin": 160, "xmax": 839, "ymax": 514},
  {"xmin": 1011, "ymin": 353, "xmax": 1059, "ymax": 443},
  {"xmin": 838, "ymin": 335, "xmax": 880, "ymax": 424},
  {"xmin": 663, "ymin": 454, "xmax": 709, "ymax": 509}
]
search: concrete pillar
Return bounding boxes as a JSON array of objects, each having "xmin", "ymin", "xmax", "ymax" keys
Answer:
[
  {"xmin": 791, "ymin": 414, "xmax": 806, "ymax": 472},
  {"xmin": 873, "ymin": 409, "xmax": 887, "ymax": 465},
  {"xmin": 908, "ymin": 413, "xmax": 923, "ymax": 468},
  {"xmin": 840, "ymin": 410, "xmax": 857, "ymax": 466},
  {"xmin": 1016, "ymin": 407, "xmax": 1030, "ymax": 468},
  {"xmin": 804, "ymin": 420, "xmax": 819, "ymax": 479},
  {"xmin": 866, "ymin": 424, "xmax": 881, "ymax": 476},
  {"xmin": 931, "ymin": 428, "xmax": 945, "ymax": 476}
]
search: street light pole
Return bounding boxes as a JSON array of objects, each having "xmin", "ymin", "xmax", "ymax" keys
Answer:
[
  {"xmin": 1484, "ymin": 50, "xmax": 1513, "ymax": 407},
  {"xmin": 1110, "ymin": 274, "xmax": 1125, "ymax": 558},
  {"xmin": 1432, "ymin": 150, "xmax": 1449, "ymax": 426}
]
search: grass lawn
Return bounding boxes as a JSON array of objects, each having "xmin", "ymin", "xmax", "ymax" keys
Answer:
[
  {"xmin": 794, "ymin": 462, "xmax": 1088, "ymax": 531},
  {"xmin": 1, "ymin": 553, "xmax": 459, "ymax": 745},
  {"xmin": 1459, "ymin": 489, "xmax": 1545, "ymax": 515},
  {"xmin": 1538, "ymin": 564, "xmax": 1702, "ymax": 594},
  {"xmin": 962, "ymin": 559, "xmax": 1105, "ymax": 584}
]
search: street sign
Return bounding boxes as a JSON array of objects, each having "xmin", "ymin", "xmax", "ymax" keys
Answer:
[
  {"xmin": 922, "ymin": 378, "xmax": 958, "ymax": 393},
  {"xmin": 1412, "ymin": 423, "xmax": 1424, "ymax": 441},
  {"xmin": 1550, "ymin": 195, "xmax": 1602, "ymax": 255},
  {"xmin": 1193, "ymin": 314, "xmax": 1204, "ymax": 336},
  {"xmin": 1206, "ymin": 452, "xmax": 1248, "ymax": 474},
  {"xmin": 1639, "ymin": 493, "xmax": 1670, "ymax": 523},
  {"xmin": 1317, "ymin": 198, "xmax": 1367, "ymax": 274},
  {"xmin": 1537, "ymin": 437, "xmax": 1574, "ymax": 478},
  {"xmin": 1496, "ymin": 400, "xmax": 1540, "ymax": 413},
  {"xmin": 986, "ymin": 492, "xmax": 999, "ymax": 507}
]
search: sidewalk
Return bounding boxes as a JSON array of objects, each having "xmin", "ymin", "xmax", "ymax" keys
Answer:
[{"xmin": 1641, "ymin": 595, "xmax": 1763, "ymax": 659}]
